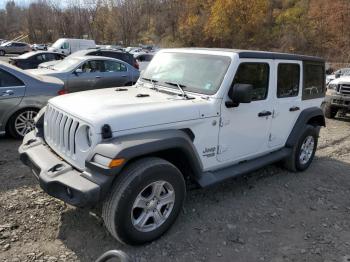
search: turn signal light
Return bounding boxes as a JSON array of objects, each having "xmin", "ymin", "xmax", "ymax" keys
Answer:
[{"xmin": 109, "ymin": 158, "xmax": 125, "ymax": 168}]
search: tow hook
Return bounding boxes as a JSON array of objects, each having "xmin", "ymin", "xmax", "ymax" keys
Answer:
[
  {"xmin": 25, "ymin": 138, "xmax": 37, "ymax": 146},
  {"xmin": 48, "ymin": 163, "xmax": 65, "ymax": 173}
]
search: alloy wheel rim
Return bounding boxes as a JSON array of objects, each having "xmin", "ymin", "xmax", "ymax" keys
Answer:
[
  {"xmin": 14, "ymin": 110, "xmax": 37, "ymax": 137},
  {"xmin": 299, "ymin": 135, "xmax": 315, "ymax": 165},
  {"xmin": 131, "ymin": 180, "xmax": 175, "ymax": 232}
]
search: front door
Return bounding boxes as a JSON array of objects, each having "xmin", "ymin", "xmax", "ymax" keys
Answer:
[
  {"xmin": 269, "ymin": 60, "xmax": 302, "ymax": 148},
  {"xmin": 217, "ymin": 60, "xmax": 274, "ymax": 163},
  {"xmin": 66, "ymin": 60, "xmax": 102, "ymax": 92},
  {"xmin": 0, "ymin": 69, "xmax": 25, "ymax": 130}
]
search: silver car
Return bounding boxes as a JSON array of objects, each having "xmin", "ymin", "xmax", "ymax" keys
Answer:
[
  {"xmin": 0, "ymin": 41, "xmax": 31, "ymax": 56},
  {"xmin": 0, "ymin": 62, "xmax": 64, "ymax": 138},
  {"xmin": 28, "ymin": 56, "xmax": 140, "ymax": 92}
]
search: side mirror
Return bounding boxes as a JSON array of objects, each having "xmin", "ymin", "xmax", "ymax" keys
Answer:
[
  {"xmin": 74, "ymin": 68, "xmax": 83, "ymax": 75},
  {"xmin": 335, "ymin": 73, "xmax": 341, "ymax": 78},
  {"xmin": 226, "ymin": 83, "xmax": 253, "ymax": 108}
]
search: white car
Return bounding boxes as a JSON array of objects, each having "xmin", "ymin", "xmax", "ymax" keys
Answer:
[{"xmin": 19, "ymin": 48, "xmax": 326, "ymax": 245}]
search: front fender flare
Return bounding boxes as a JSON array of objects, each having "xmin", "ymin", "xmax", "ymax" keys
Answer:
[{"xmin": 86, "ymin": 129, "xmax": 203, "ymax": 179}]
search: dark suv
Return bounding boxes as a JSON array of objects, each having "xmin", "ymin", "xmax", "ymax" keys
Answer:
[{"xmin": 38, "ymin": 49, "xmax": 139, "ymax": 69}]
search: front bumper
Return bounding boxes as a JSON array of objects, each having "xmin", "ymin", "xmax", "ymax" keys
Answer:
[
  {"xmin": 19, "ymin": 131, "xmax": 108, "ymax": 207},
  {"xmin": 325, "ymin": 93, "xmax": 350, "ymax": 108}
]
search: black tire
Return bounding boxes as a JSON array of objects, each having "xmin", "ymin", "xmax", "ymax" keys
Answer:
[
  {"xmin": 7, "ymin": 108, "xmax": 38, "ymax": 139},
  {"xmin": 102, "ymin": 157, "xmax": 186, "ymax": 245},
  {"xmin": 324, "ymin": 103, "xmax": 337, "ymax": 119},
  {"xmin": 283, "ymin": 125, "xmax": 318, "ymax": 172},
  {"xmin": 0, "ymin": 50, "xmax": 5, "ymax": 56}
]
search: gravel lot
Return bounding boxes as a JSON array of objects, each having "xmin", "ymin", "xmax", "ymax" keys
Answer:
[{"xmin": 0, "ymin": 117, "xmax": 350, "ymax": 262}]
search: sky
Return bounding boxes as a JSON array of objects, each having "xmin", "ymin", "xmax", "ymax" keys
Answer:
[{"xmin": 0, "ymin": 0, "xmax": 70, "ymax": 9}]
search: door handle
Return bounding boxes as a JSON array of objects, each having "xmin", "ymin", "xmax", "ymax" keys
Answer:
[
  {"xmin": 289, "ymin": 106, "xmax": 300, "ymax": 112},
  {"xmin": 95, "ymin": 76, "xmax": 101, "ymax": 79},
  {"xmin": 1, "ymin": 90, "xmax": 14, "ymax": 96},
  {"xmin": 121, "ymin": 75, "xmax": 127, "ymax": 77},
  {"xmin": 258, "ymin": 110, "xmax": 272, "ymax": 117}
]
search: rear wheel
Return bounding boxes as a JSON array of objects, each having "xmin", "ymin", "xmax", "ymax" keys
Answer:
[
  {"xmin": 284, "ymin": 125, "xmax": 318, "ymax": 172},
  {"xmin": 7, "ymin": 109, "xmax": 38, "ymax": 139},
  {"xmin": 102, "ymin": 157, "xmax": 186, "ymax": 245},
  {"xmin": 324, "ymin": 103, "xmax": 338, "ymax": 119}
]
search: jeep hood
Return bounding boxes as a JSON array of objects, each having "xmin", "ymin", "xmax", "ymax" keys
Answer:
[{"xmin": 48, "ymin": 86, "xmax": 215, "ymax": 133}]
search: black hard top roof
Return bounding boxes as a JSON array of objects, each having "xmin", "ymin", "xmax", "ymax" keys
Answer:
[{"xmin": 178, "ymin": 48, "xmax": 325, "ymax": 63}]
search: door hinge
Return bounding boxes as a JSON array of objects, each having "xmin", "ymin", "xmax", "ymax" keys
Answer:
[
  {"xmin": 219, "ymin": 118, "xmax": 230, "ymax": 127},
  {"xmin": 217, "ymin": 145, "xmax": 228, "ymax": 154}
]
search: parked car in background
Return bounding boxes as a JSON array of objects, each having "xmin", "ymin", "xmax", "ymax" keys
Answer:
[
  {"xmin": 0, "ymin": 41, "xmax": 31, "ymax": 56},
  {"xmin": 0, "ymin": 61, "xmax": 64, "ymax": 138},
  {"xmin": 324, "ymin": 74, "xmax": 350, "ymax": 118},
  {"xmin": 28, "ymin": 56, "xmax": 140, "ymax": 93},
  {"xmin": 39, "ymin": 48, "xmax": 139, "ymax": 70},
  {"xmin": 48, "ymin": 38, "xmax": 96, "ymax": 55},
  {"xmin": 326, "ymin": 68, "xmax": 350, "ymax": 85},
  {"xmin": 135, "ymin": 53, "xmax": 154, "ymax": 71},
  {"xmin": 9, "ymin": 51, "xmax": 65, "ymax": 70},
  {"xmin": 32, "ymin": 44, "xmax": 47, "ymax": 51}
]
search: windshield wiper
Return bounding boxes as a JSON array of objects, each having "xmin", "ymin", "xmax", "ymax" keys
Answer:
[
  {"xmin": 164, "ymin": 81, "xmax": 189, "ymax": 99},
  {"xmin": 141, "ymin": 77, "xmax": 159, "ymax": 90}
]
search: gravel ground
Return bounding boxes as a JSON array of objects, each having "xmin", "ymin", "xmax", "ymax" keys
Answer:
[{"xmin": 1, "ymin": 118, "xmax": 350, "ymax": 262}]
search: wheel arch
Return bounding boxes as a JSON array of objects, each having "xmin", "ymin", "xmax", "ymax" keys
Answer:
[
  {"xmin": 86, "ymin": 129, "xmax": 203, "ymax": 183},
  {"xmin": 285, "ymin": 107, "xmax": 325, "ymax": 148}
]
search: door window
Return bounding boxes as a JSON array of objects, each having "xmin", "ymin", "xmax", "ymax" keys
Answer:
[
  {"xmin": 104, "ymin": 60, "xmax": 127, "ymax": 72},
  {"xmin": 36, "ymin": 54, "xmax": 45, "ymax": 61},
  {"xmin": 233, "ymin": 63, "xmax": 269, "ymax": 101},
  {"xmin": 0, "ymin": 69, "xmax": 24, "ymax": 87},
  {"xmin": 61, "ymin": 42, "xmax": 69, "ymax": 49},
  {"xmin": 277, "ymin": 63, "xmax": 300, "ymax": 98},
  {"xmin": 80, "ymin": 60, "xmax": 105, "ymax": 73}
]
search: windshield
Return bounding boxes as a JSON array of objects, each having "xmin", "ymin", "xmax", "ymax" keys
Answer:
[
  {"xmin": 52, "ymin": 39, "xmax": 65, "ymax": 49},
  {"xmin": 52, "ymin": 57, "xmax": 81, "ymax": 71},
  {"xmin": 142, "ymin": 52, "xmax": 231, "ymax": 95}
]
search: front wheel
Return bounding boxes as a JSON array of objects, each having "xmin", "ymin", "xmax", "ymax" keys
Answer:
[
  {"xmin": 284, "ymin": 125, "xmax": 318, "ymax": 172},
  {"xmin": 102, "ymin": 157, "xmax": 186, "ymax": 245}
]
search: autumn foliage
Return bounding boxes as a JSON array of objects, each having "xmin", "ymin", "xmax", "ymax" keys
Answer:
[{"xmin": 0, "ymin": 0, "xmax": 350, "ymax": 61}]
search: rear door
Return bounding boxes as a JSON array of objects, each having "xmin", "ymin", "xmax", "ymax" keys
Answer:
[
  {"xmin": 0, "ymin": 68, "xmax": 26, "ymax": 127},
  {"xmin": 96, "ymin": 60, "xmax": 130, "ymax": 88},
  {"xmin": 268, "ymin": 60, "xmax": 302, "ymax": 148}
]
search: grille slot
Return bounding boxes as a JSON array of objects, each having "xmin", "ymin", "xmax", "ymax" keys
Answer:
[{"xmin": 340, "ymin": 84, "xmax": 350, "ymax": 95}]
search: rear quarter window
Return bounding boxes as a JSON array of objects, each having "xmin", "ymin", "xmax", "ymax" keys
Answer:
[
  {"xmin": 302, "ymin": 62, "xmax": 325, "ymax": 100},
  {"xmin": 0, "ymin": 69, "xmax": 24, "ymax": 87}
]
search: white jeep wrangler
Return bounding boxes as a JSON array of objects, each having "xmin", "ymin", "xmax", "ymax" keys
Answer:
[{"xmin": 19, "ymin": 48, "xmax": 326, "ymax": 245}]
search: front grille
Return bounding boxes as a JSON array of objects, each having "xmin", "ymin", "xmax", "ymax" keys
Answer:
[
  {"xmin": 43, "ymin": 104, "xmax": 92, "ymax": 170},
  {"xmin": 340, "ymin": 84, "xmax": 350, "ymax": 95},
  {"xmin": 44, "ymin": 104, "xmax": 80, "ymax": 157}
]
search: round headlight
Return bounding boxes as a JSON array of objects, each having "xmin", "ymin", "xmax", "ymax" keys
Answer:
[
  {"xmin": 75, "ymin": 125, "xmax": 93, "ymax": 152},
  {"xmin": 328, "ymin": 83, "xmax": 338, "ymax": 90}
]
